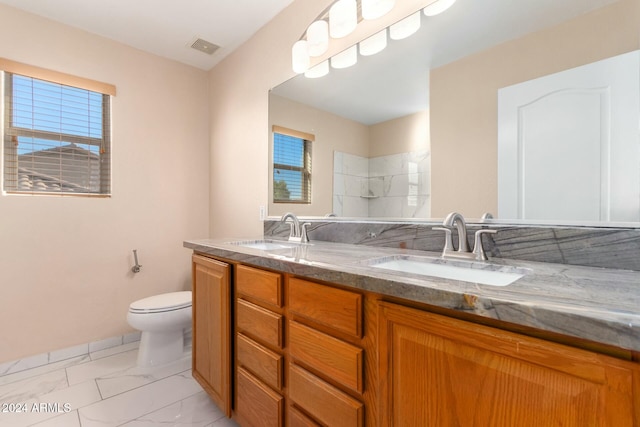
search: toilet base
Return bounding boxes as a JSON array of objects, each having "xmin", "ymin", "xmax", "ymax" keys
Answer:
[{"xmin": 137, "ymin": 329, "xmax": 185, "ymax": 367}]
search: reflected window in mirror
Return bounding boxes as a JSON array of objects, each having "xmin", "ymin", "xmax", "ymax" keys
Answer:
[{"xmin": 272, "ymin": 125, "xmax": 314, "ymax": 204}]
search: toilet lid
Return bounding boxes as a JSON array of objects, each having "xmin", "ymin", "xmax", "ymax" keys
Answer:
[{"xmin": 129, "ymin": 291, "xmax": 192, "ymax": 313}]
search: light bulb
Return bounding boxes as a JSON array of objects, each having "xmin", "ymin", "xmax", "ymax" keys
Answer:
[
  {"xmin": 305, "ymin": 60, "xmax": 329, "ymax": 78},
  {"xmin": 329, "ymin": 0, "xmax": 357, "ymax": 38},
  {"xmin": 361, "ymin": 0, "xmax": 395, "ymax": 20},
  {"xmin": 307, "ymin": 20, "xmax": 329, "ymax": 57},
  {"xmin": 331, "ymin": 46, "xmax": 358, "ymax": 69},
  {"xmin": 359, "ymin": 29, "xmax": 387, "ymax": 56},
  {"xmin": 292, "ymin": 40, "xmax": 310, "ymax": 73},
  {"xmin": 424, "ymin": 0, "xmax": 456, "ymax": 17},
  {"xmin": 390, "ymin": 11, "xmax": 421, "ymax": 40}
]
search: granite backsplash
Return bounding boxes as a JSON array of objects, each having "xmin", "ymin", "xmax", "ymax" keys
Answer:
[{"xmin": 264, "ymin": 219, "xmax": 640, "ymax": 272}]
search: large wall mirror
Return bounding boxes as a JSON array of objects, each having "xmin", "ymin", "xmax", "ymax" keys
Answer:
[{"xmin": 268, "ymin": 0, "xmax": 640, "ymax": 226}]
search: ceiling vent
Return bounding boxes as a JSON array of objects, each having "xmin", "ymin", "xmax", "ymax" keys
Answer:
[{"xmin": 190, "ymin": 38, "xmax": 220, "ymax": 55}]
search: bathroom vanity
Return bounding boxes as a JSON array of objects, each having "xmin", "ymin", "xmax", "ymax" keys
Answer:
[{"xmin": 185, "ymin": 236, "xmax": 640, "ymax": 426}]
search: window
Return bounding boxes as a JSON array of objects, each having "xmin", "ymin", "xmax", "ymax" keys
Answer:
[
  {"xmin": 2, "ymin": 60, "xmax": 114, "ymax": 196},
  {"xmin": 272, "ymin": 126, "xmax": 313, "ymax": 204}
]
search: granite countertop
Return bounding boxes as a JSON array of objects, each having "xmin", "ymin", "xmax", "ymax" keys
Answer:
[{"xmin": 184, "ymin": 237, "xmax": 640, "ymax": 353}]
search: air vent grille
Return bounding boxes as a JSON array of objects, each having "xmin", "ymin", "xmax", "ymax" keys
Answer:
[{"xmin": 190, "ymin": 38, "xmax": 220, "ymax": 55}]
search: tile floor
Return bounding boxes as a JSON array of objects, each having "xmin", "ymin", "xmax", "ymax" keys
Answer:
[{"xmin": 0, "ymin": 342, "xmax": 239, "ymax": 427}]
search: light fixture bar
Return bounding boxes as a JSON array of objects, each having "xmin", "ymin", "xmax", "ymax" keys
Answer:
[{"xmin": 292, "ymin": 0, "xmax": 457, "ymax": 74}]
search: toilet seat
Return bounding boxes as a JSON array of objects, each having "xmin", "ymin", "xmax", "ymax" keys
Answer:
[{"xmin": 129, "ymin": 291, "xmax": 192, "ymax": 314}]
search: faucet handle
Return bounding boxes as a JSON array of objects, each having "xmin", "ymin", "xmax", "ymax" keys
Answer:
[
  {"xmin": 473, "ymin": 229, "xmax": 497, "ymax": 260},
  {"xmin": 432, "ymin": 226, "xmax": 454, "ymax": 256},
  {"xmin": 285, "ymin": 222, "xmax": 297, "ymax": 239},
  {"xmin": 300, "ymin": 223, "xmax": 311, "ymax": 243}
]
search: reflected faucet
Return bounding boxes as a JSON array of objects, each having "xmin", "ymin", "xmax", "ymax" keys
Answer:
[
  {"xmin": 433, "ymin": 212, "xmax": 497, "ymax": 260},
  {"xmin": 280, "ymin": 212, "xmax": 310, "ymax": 243}
]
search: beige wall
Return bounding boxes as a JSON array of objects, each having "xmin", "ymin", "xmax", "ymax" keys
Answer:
[
  {"xmin": 370, "ymin": 110, "xmax": 429, "ymax": 158},
  {"xmin": 430, "ymin": 0, "xmax": 640, "ymax": 218},
  {"xmin": 206, "ymin": 1, "xmax": 329, "ymax": 238},
  {"xmin": 268, "ymin": 94, "xmax": 369, "ymax": 217},
  {"xmin": 0, "ymin": 5, "xmax": 210, "ymax": 362}
]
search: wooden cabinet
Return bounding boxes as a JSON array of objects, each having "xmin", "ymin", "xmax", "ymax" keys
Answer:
[
  {"xmin": 378, "ymin": 301, "xmax": 640, "ymax": 427},
  {"xmin": 191, "ymin": 254, "xmax": 639, "ymax": 427},
  {"xmin": 235, "ymin": 265, "xmax": 285, "ymax": 427},
  {"xmin": 287, "ymin": 278, "xmax": 367, "ymax": 427},
  {"xmin": 234, "ymin": 268, "xmax": 370, "ymax": 427},
  {"xmin": 191, "ymin": 254, "xmax": 231, "ymax": 416}
]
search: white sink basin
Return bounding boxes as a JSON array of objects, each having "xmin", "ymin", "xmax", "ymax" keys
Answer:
[
  {"xmin": 367, "ymin": 255, "xmax": 530, "ymax": 286},
  {"xmin": 227, "ymin": 239, "xmax": 303, "ymax": 251}
]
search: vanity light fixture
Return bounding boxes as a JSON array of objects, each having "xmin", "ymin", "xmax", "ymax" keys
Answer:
[
  {"xmin": 292, "ymin": 0, "xmax": 457, "ymax": 76},
  {"xmin": 293, "ymin": 0, "xmax": 395, "ymax": 75},
  {"xmin": 423, "ymin": 0, "xmax": 456, "ymax": 16},
  {"xmin": 389, "ymin": 11, "xmax": 421, "ymax": 40}
]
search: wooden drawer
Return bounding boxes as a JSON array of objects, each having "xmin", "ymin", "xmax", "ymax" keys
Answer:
[
  {"xmin": 288, "ymin": 278, "xmax": 363, "ymax": 338},
  {"xmin": 289, "ymin": 321, "xmax": 363, "ymax": 393},
  {"xmin": 237, "ymin": 333, "xmax": 283, "ymax": 391},
  {"xmin": 237, "ymin": 265, "xmax": 283, "ymax": 307},
  {"xmin": 237, "ymin": 299, "xmax": 283, "ymax": 349},
  {"xmin": 236, "ymin": 367, "xmax": 284, "ymax": 427},
  {"xmin": 289, "ymin": 364, "xmax": 363, "ymax": 427},
  {"xmin": 288, "ymin": 406, "xmax": 321, "ymax": 427}
]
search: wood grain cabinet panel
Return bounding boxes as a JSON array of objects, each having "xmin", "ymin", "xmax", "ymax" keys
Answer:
[
  {"xmin": 288, "ymin": 406, "xmax": 321, "ymax": 427},
  {"xmin": 288, "ymin": 278, "xmax": 362, "ymax": 338},
  {"xmin": 289, "ymin": 321, "xmax": 363, "ymax": 393},
  {"xmin": 237, "ymin": 299, "xmax": 283, "ymax": 349},
  {"xmin": 289, "ymin": 364, "xmax": 363, "ymax": 427},
  {"xmin": 191, "ymin": 255, "xmax": 231, "ymax": 416},
  {"xmin": 378, "ymin": 301, "xmax": 640, "ymax": 427},
  {"xmin": 237, "ymin": 265, "xmax": 282, "ymax": 307},
  {"xmin": 236, "ymin": 367, "xmax": 284, "ymax": 427},
  {"xmin": 237, "ymin": 333, "xmax": 283, "ymax": 391}
]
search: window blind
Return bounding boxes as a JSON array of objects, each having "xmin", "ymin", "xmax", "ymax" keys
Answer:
[
  {"xmin": 3, "ymin": 71, "xmax": 112, "ymax": 195},
  {"xmin": 273, "ymin": 126, "xmax": 313, "ymax": 204}
]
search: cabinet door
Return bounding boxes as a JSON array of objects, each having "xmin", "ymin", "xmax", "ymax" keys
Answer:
[
  {"xmin": 378, "ymin": 302, "xmax": 640, "ymax": 427},
  {"xmin": 192, "ymin": 254, "xmax": 231, "ymax": 416}
]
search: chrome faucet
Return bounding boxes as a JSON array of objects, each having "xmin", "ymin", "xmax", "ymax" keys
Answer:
[
  {"xmin": 433, "ymin": 212, "xmax": 497, "ymax": 260},
  {"xmin": 442, "ymin": 212, "xmax": 470, "ymax": 252},
  {"xmin": 280, "ymin": 212, "xmax": 310, "ymax": 243}
]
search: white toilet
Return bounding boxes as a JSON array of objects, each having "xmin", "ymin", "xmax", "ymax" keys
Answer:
[{"xmin": 127, "ymin": 291, "xmax": 192, "ymax": 367}]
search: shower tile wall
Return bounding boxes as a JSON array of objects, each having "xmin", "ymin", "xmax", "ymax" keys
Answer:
[
  {"xmin": 333, "ymin": 152, "xmax": 369, "ymax": 217},
  {"xmin": 333, "ymin": 151, "xmax": 430, "ymax": 218}
]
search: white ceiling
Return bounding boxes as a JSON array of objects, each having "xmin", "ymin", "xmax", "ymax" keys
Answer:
[{"xmin": 0, "ymin": 0, "xmax": 295, "ymax": 70}]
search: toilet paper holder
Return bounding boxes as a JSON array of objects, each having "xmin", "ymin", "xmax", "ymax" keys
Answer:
[{"xmin": 132, "ymin": 249, "xmax": 142, "ymax": 273}]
